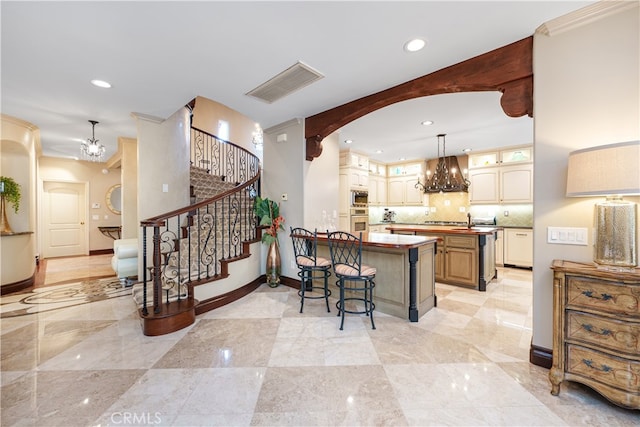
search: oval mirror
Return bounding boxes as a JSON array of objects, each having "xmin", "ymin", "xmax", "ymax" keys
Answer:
[{"xmin": 106, "ymin": 184, "xmax": 122, "ymax": 215}]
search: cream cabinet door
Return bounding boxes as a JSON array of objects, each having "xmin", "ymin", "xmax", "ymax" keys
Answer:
[
  {"xmin": 404, "ymin": 179, "xmax": 423, "ymax": 205},
  {"xmin": 504, "ymin": 228, "xmax": 533, "ymax": 267},
  {"xmin": 500, "ymin": 164, "xmax": 533, "ymax": 203},
  {"xmin": 468, "ymin": 168, "xmax": 499, "ymax": 204},
  {"xmin": 387, "ymin": 178, "xmax": 405, "ymax": 205}
]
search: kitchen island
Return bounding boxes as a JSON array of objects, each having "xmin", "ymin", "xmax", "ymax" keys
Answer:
[
  {"xmin": 386, "ymin": 225, "xmax": 498, "ymax": 291},
  {"xmin": 315, "ymin": 232, "xmax": 438, "ymax": 322}
]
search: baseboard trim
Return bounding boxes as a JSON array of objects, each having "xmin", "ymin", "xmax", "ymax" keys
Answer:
[
  {"xmin": 90, "ymin": 249, "xmax": 114, "ymax": 256},
  {"xmin": 530, "ymin": 344, "xmax": 553, "ymax": 369},
  {"xmin": 195, "ymin": 276, "xmax": 265, "ymax": 315},
  {"xmin": 1, "ymin": 271, "xmax": 36, "ymax": 295}
]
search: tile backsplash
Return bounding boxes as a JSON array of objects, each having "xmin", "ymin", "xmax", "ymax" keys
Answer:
[{"xmin": 371, "ymin": 193, "xmax": 533, "ymax": 227}]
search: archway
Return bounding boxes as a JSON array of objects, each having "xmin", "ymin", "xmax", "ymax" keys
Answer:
[{"xmin": 304, "ymin": 37, "xmax": 532, "ymax": 161}]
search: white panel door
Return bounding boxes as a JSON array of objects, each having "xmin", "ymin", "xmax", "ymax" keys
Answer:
[{"xmin": 42, "ymin": 181, "xmax": 88, "ymax": 258}]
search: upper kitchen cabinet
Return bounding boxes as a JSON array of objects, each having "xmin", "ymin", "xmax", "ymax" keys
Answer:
[
  {"xmin": 467, "ymin": 145, "xmax": 533, "ymax": 204},
  {"xmin": 340, "ymin": 150, "xmax": 369, "ymax": 171},
  {"xmin": 468, "ymin": 168, "xmax": 499, "ymax": 204},
  {"xmin": 468, "ymin": 146, "xmax": 532, "ymax": 169},
  {"xmin": 368, "ymin": 161, "xmax": 387, "ymax": 206},
  {"xmin": 348, "ymin": 168, "xmax": 369, "ymax": 189},
  {"xmin": 340, "ymin": 149, "xmax": 369, "ymax": 191},
  {"xmin": 500, "ymin": 164, "xmax": 533, "ymax": 203},
  {"xmin": 387, "ymin": 162, "xmax": 424, "ymax": 206}
]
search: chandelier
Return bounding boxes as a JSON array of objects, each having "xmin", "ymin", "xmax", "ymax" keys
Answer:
[
  {"xmin": 415, "ymin": 133, "xmax": 469, "ymax": 193},
  {"xmin": 80, "ymin": 120, "xmax": 106, "ymax": 162}
]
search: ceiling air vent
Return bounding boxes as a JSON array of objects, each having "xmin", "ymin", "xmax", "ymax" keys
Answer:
[{"xmin": 246, "ymin": 61, "xmax": 324, "ymax": 104}]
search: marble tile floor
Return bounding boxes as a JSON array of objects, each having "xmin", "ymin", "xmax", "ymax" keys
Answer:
[{"xmin": 1, "ymin": 257, "xmax": 638, "ymax": 426}]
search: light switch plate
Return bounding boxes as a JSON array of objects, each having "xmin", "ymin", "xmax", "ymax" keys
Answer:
[{"xmin": 547, "ymin": 226, "xmax": 588, "ymax": 245}]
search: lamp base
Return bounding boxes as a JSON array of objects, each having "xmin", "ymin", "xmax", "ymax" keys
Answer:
[{"xmin": 593, "ymin": 198, "xmax": 637, "ymax": 268}]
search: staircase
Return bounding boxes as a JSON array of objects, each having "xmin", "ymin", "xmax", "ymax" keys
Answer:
[{"xmin": 136, "ymin": 127, "xmax": 261, "ymax": 336}]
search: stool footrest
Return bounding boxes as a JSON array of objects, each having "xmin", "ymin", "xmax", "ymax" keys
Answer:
[{"xmin": 298, "ymin": 287, "xmax": 332, "ymax": 299}]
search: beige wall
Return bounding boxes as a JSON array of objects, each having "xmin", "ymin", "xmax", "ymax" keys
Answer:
[
  {"xmin": 191, "ymin": 95, "xmax": 262, "ymax": 160},
  {"xmin": 1, "ymin": 115, "xmax": 38, "ymax": 286},
  {"xmin": 532, "ymin": 2, "xmax": 639, "ymax": 349},
  {"xmin": 119, "ymin": 137, "xmax": 138, "ymax": 239},
  {"xmin": 38, "ymin": 157, "xmax": 122, "ymax": 252}
]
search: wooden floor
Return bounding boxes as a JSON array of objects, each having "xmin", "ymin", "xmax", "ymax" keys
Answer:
[{"xmin": 35, "ymin": 254, "xmax": 116, "ymax": 288}]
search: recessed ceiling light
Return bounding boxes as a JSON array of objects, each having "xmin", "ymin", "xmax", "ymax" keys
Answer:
[
  {"xmin": 462, "ymin": 148, "xmax": 472, "ymax": 153},
  {"xmin": 344, "ymin": 139, "xmax": 353, "ymax": 144},
  {"xmin": 375, "ymin": 150, "xmax": 383, "ymax": 154},
  {"xmin": 421, "ymin": 120, "xmax": 434, "ymax": 126},
  {"xmin": 404, "ymin": 38, "xmax": 426, "ymax": 52},
  {"xmin": 91, "ymin": 79, "xmax": 111, "ymax": 88}
]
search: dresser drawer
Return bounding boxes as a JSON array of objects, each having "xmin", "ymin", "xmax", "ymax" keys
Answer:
[
  {"xmin": 566, "ymin": 344, "xmax": 640, "ymax": 393},
  {"xmin": 566, "ymin": 275, "xmax": 640, "ymax": 316},
  {"xmin": 567, "ymin": 311, "xmax": 640, "ymax": 355}
]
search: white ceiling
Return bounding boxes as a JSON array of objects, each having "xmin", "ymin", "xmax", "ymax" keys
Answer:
[{"xmin": 1, "ymin": 1, "xmax": 594, "ymax": 164}]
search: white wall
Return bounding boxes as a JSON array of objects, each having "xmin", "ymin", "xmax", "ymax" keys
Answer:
[
  {"xmin": 135, "ymin": 108, "xmax": 191, "ymax": 222},
  {"xmin": 264, "ymin": 119, "xmax": 304, "ymax": 279},
  {"xmin": 304, "ymin": 132, "xmax": 340, "ymax": 232},
  {"xmin": 532, "ymin": 2, "xmax": 639, "ymax": 350},
  {"xmin": 263, "ymin": 120, "xmax": 340, "ymax": 280}
]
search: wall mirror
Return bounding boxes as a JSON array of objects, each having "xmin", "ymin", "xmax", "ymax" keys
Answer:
[{"xmin": 106, "ymin": 184, "xmax": 122, "ymax": 215}]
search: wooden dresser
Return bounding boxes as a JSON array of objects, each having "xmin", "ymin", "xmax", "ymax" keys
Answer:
[{"xmin": 549, "ymin": 260, "xmax": 640, "ymax": 409}]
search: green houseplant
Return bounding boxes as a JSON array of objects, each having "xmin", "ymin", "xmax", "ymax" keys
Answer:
[
  {"xmin": 254, "ymin": 196, "xmax": 285, "ymax": 286},
  {"xmin": 0, "ymin": 176, "xmax": 21, "ymax": 233}
]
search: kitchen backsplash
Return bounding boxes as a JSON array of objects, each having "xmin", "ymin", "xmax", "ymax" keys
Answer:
[{"xmin": 371, "ymin": 193, "xmax": 533, "ymax": 227}]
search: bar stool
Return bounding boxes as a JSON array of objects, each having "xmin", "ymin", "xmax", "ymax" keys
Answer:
[
  {"xmin": 289, "ymin": 227, "xmax": 332, "ymax": 313},
  {"xmin": 327, "ymin": 231, "xmax": 376, "ymax": 330}
]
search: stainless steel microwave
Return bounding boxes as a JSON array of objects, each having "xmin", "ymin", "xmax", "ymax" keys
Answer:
[{"xmin": 351, "ymin": 190, "xmax": 368, "ymax": 207}]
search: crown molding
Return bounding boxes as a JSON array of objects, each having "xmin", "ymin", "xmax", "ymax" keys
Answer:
[
  {"xmin": 536, "ymin": 0, "xmax": 638, "ymax": 37},
  {"xmin": 264, "ymin": 118, "xmax": 302, "ymax": 135}
]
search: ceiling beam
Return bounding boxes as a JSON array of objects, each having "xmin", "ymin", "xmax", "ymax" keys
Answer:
[{"xmin": 304, "ymin": 36, "xmax": 533, "ymax": 161}]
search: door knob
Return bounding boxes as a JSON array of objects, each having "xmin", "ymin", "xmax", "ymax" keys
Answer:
[{"xmin": 80, "ymin": 221, "xmax": 85, "ymax": 225}]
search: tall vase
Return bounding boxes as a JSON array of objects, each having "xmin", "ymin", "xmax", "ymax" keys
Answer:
[
  {"xmin": 266, "ymin": 239, "xmax": 281, "ymax": 288},
  {"xmin": 0, "ymin": 195, "xmax": 12, "ymax": 234}
]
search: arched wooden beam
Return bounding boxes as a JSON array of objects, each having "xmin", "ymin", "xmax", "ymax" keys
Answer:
[{"xmin": 304, "ymin": 36, "xmax": 533, "ymax": 161}]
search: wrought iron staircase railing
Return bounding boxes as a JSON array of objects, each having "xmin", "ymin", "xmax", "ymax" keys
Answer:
[{"xmin": 137, "ymin": 127, "xmax": 261, "ymax": 335}]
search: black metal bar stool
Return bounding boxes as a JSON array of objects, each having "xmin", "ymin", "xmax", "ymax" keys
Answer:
[
  {"xmin": 327, "ymin": 231, "xmax": 376, "ymax": 330},
  {"xmin": 290, "ymin": 227, "xmax": 332, "ymax": 313}
]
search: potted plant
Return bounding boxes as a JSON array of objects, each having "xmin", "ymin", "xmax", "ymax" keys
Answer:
[
  {"xmin": 0, "ymin": 176, "xmax": 21, "ymax": 233},
  {"xmin": 254, "ymin": 196, "xmax": 285, "ymax": 287}
]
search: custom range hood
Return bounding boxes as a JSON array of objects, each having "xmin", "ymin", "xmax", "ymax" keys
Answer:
[{"xmin": 416, "ymin": 134, "xmax": 470, "ymax": 193}]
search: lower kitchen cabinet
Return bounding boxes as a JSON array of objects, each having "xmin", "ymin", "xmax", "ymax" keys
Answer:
[
  {"xmin": 504, "ymin": 228, "xmax": 533, "ymax": 268},
  {"xmin": 495, "ymin": 229, "xmax": 504, "ymax": 266}
]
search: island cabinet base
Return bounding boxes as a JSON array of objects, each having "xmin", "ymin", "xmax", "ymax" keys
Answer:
[
  {"xmin": 317, "ymin": 241, "xmax": 436, "ymax": 321},
  {"xmin": 387, "ymin": 226, "xmax": 497, "ymax": 291}
]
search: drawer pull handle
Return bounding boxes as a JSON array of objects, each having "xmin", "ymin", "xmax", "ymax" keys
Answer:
[
  {"xmin": 582, "ymin": 290, "xmax": 613, "ymax": 301},
  {"xmin": 581, "ymin": 324, "xmax": 612, "ymax": 336},
  {"xmin": 582, "ymin": 359, "xmax": 613, "ymax": 373}
]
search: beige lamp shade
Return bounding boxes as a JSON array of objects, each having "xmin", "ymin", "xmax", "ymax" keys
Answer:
[
  {"xmin": 566, "ymin": 141, "xmax": 640, "ymax": 269},
  {"xmin": 566, "ymin": 141, "xmax": 640, "ymax": 197}
]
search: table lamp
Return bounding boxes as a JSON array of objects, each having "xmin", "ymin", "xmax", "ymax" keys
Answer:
[{"xmin": 566, "ymin": 141, "xmax": 640, "ymax": 270}]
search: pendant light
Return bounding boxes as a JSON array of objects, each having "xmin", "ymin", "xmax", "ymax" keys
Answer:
[
  {"xmin": 80, "ymin": 120, "xmax": 106, "ymax": 162},
  {"xmin": 416, "ymin": 134, "xmax": 469, "ymax": 193}
]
